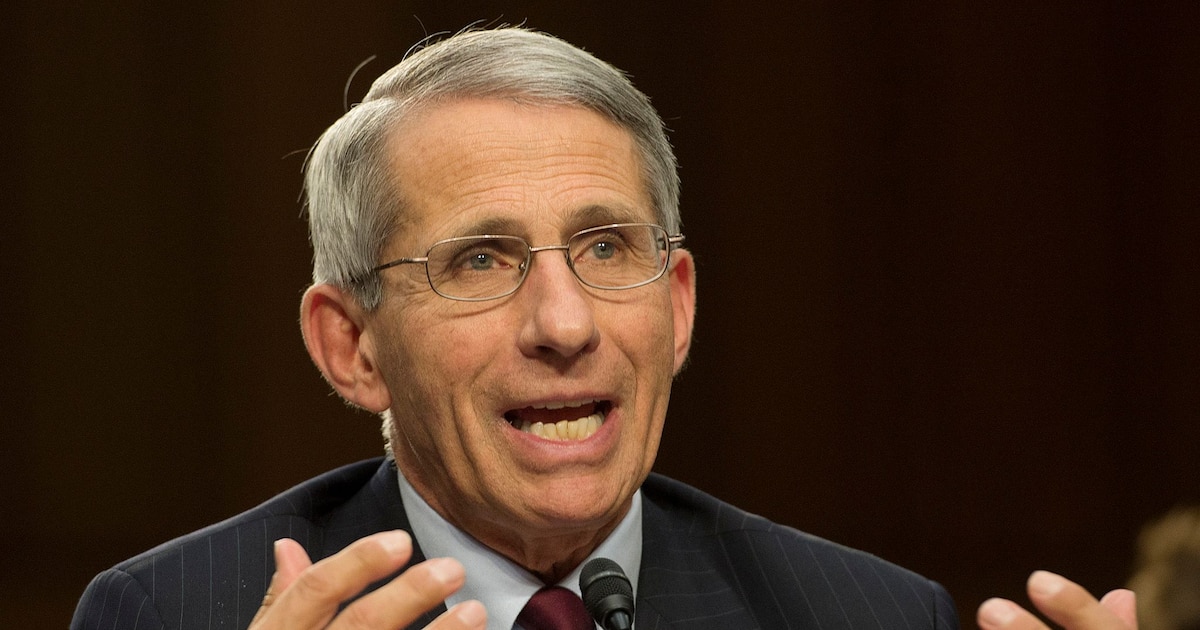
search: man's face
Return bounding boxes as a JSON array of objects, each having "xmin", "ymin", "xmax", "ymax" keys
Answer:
[{"xmin": 362, "ymin": 98, "xmax": 695, "ymax": 552}]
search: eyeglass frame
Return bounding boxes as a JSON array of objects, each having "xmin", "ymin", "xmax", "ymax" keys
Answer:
[{"xmin": 364, "ymin": 222, "xmax": 686, "ymax": 302}]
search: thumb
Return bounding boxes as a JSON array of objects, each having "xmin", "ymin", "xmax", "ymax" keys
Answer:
[{"xmin": 250, "ymin": 538, "xmax": 313, "ymax": 627}]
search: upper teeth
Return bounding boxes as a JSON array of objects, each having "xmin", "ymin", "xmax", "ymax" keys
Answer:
[{"xmin": 532, "ymin": 399, "xmax": 596, "ymax": 410}]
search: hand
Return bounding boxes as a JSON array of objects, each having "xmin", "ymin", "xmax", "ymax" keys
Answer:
[
  {"xmin": 250, "ymin": 530, "xmax": 487, "ymax": 629},
  {"xmin": 978, "ymin": 571, "xmax": 1137, "ymax": 630}
]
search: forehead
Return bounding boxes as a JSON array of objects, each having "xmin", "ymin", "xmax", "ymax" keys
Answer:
[{"xmin": 384, "ymin": 98, "xmax": 653, "ymax": 243}]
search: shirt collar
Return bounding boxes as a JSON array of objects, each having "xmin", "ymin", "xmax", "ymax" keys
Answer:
[{"xmin": 396, "ymin": 467, "xmax": 642, "ymax": 630}]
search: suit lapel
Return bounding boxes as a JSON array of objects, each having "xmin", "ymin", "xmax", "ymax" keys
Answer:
[{"xmin": 636, "ymin": 488, "xmax": 757, "ymax": 629}]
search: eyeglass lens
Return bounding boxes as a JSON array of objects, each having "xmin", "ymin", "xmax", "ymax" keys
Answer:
[{"xmin": 424, "ymin": 224, "xmax": 669, "ymax": 301}]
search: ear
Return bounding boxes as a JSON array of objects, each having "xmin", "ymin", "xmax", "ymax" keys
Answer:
[
  {"xmin": 667, "ymin": 249, "xmax": 697, "ymax": 374},
  {"xmin": 299, "ymin": 284, "xmax": 392, "ymax": 412}
]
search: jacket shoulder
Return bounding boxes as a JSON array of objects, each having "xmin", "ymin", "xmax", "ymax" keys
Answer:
[
  {"xmin": 71, "ymin": 457, "xmax": 392, "ymax": 630},
  {"xmin": 639, "ymin": 473, "xmax": 959, "ymax": 629}
]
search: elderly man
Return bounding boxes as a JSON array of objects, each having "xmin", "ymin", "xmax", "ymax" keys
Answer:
[{"xmin": 72, "ymin": 28, "xmax": 1135, "ymax": 630}]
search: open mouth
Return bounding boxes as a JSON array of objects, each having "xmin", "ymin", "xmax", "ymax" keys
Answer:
[{"xmin": 504, "ymin": 399, "xmax": 611, "ymax": 441}]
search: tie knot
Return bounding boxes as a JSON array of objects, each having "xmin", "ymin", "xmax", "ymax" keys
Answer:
[{"xmin": 517, "ymin": 586, "xmax": 594, "ymax": 630}]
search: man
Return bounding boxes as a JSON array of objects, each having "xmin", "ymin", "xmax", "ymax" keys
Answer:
[{"xmin": 72, "ymin": 28, "xmax": 1136, "ymax": 630}]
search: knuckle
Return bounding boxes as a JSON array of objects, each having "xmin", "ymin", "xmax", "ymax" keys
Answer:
[
  {"xmin": 337, "ymin": 600, "xmax": 385, "ymax": 629},
  {"xmin": 292, "ymin": 566, "xmax": 339, "ymax": 601},
  {"xmin": 403, "ymin": 561, "xmax": 458, "ymax": 603}
]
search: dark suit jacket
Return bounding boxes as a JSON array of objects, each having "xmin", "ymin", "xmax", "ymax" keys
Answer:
[{"xmin": 72, "ymin": 457, "xmax": 959, "ymax": 629}]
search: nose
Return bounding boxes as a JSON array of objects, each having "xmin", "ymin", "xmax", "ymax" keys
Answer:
[{"xmin": 516, "ymin": 247, "xmax": 600, "ymax": 360}]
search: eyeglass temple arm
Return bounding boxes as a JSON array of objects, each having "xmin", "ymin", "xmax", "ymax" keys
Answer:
[{"xmin": 371, "ymin": 256, "xmax": 429, "ymax": 273}]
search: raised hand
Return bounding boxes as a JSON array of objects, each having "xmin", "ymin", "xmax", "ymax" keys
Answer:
[
  {"xmin": 250, "ymin": 530, "xmax": 486, "ymax": 629},
  {"xmin": 978, "ymin": 571, "xmax": 1136, "ymax": 630}
]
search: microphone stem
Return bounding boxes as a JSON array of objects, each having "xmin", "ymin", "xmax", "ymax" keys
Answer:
[{"xmin": 605, "ymin": 610, "xmax": 633, "ymax": 630}]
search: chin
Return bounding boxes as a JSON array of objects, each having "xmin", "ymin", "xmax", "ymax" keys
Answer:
[{"xmin": 514, "ymin": 475, "xmax": 636, "ymax": 528}]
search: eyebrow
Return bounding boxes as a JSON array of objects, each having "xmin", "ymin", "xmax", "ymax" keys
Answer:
[
  {"xmin": 457, "ymin": 216, "xmax": 523, "ymax": 237},
  {"xmin": 452, "ymin": 204, "xmax": 648, "ymax": 239},
  {"xmin": 571, "ymin": 204, "xmax": 646, "ymax": 229}
]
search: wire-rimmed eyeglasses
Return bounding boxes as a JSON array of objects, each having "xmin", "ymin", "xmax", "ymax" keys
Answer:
[{"xmin": 367, "ymin": 222, "xmax": 685, "ymax": 302}]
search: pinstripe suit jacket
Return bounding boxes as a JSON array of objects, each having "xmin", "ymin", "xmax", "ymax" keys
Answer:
[{"xmin": 72, "ymin": 457, "xmax": 959, "ymax": 629}]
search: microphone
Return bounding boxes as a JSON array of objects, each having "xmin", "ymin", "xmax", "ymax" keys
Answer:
[{"xmin": 580, "ymin": 557, "xmax": 634, "ymax": 630}]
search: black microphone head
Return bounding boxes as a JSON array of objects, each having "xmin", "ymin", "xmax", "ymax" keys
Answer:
[{"xmin": 580, "ymin": 557, "xmax": 634, "ymax": 630}]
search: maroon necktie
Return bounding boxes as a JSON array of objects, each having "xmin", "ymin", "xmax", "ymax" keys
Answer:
[{"xmin": 516, "ymin": 586, "xmax": 594, "ymax": 630}]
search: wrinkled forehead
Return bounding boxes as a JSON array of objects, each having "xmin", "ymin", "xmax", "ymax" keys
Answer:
[{"xmin": 379, "ymin": 98, "xmax": 655, "ymax": 247}]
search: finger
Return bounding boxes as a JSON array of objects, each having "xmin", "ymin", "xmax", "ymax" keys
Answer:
[
  {"xmin": 274, "ymin": 538, "xmax": 315, "ymax": 589},
  {"xmin": 429, "ymin": 601, "xmax": 488, "ymax": 630},
  {"xmin": 977, "ymin": 597, "xmax": 1050, "ymax": 630},
  {"xmin": 257, "ymin": 530, "xmax": 416, "ymax": 629},
  {"xmin": 250, "ymin": 538, "xmax": 314, "ymax": 626},
  {"xmin": 1099, "ymin": 589, "xmax": 1138, "ymax": 629},
  {"xmin": 1026, "ymin": 571, "xmax": 1131, "ymax": 630},
  {"xmin": 329, "ymin": 557, "xmax": 472, "ymax": 629}
]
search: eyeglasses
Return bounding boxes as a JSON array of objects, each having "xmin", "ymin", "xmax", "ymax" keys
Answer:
[{"xmin": 369, "ymin": 223, "xmax": 685, "ymax": 302}]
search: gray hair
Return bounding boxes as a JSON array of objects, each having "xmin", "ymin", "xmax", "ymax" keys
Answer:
[{"xmin": 303, "ymin": 27, "xmax": 681, "ymax": 310}]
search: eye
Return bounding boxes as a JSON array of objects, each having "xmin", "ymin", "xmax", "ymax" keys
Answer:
[
  {"xmin": 590, "ymin": 240, "xmax": 618, "ymax": 260},
  {"xmin": 441, "ymin": 239, "xmax": 521, "ymax": 273},
  {"xmin": 574, "ymin": 230, "xmax": 627, "ymax": 264},
  {"xmin": 467, "ymin": 252, "xmax": 496, "ymax": 270}
]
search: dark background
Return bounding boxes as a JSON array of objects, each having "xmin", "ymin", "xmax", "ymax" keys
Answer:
[{"xmin": 4, "ymin": 2, "xmax": 1197, "ymax": 627}]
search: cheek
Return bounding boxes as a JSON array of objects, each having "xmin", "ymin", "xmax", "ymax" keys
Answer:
[
  {"xmin": 385, "ymin": 312, "xmax": 507, "ymax": 414},
  {"xmin": 381, "ymin": 329, "xmax": 482, "ymax": 468},
  {"xmin": 611, "ymin": 293, "xmax": 676, "ymax": 360},
  {"xmin": 432, "ymin": 321, "xmax": 510, "ymax": 393}
]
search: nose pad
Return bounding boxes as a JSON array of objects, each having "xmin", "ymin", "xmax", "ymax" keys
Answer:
[{"xmin": 516, "ymin": 249, "xmax": 599, "ymax": 358}]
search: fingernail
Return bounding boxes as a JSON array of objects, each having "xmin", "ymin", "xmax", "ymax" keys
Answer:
[
  {"xmin": 452, "ymin": 600, "xmax": 487, "ymax": 627},
  {"xmin": 1028, "ymin": 570, "xmax": 1065, "ymax": 597},
  {"xmin": 1100, "ymin": 588, "xmax": 1135, "ymax": 607},
  {"xmin": 426, "ymin": 557, "xmax": 465, "ymax": 585},
  {"xmin": 376, "ymin": 530, "xmax": 411, "ymax": 555},
  {"xmin": 272, "ymin": 538, "xmax": 293, "ymax": 556},
  {"xmin": 978, "ymin": 598, "xmax": 1018, "ymax": 626}
]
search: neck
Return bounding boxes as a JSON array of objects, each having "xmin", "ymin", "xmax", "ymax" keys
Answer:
[
  {"xmin": 394, "ymin": 457, "xmax": 635, "ymax": 584},
  {"xmin": 405, "ymin": 477, "xmax": 630, "ymax": 584},
  {"xmin": 475, "ymin": 511, "xmax": 628, "ymax": 584}
]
